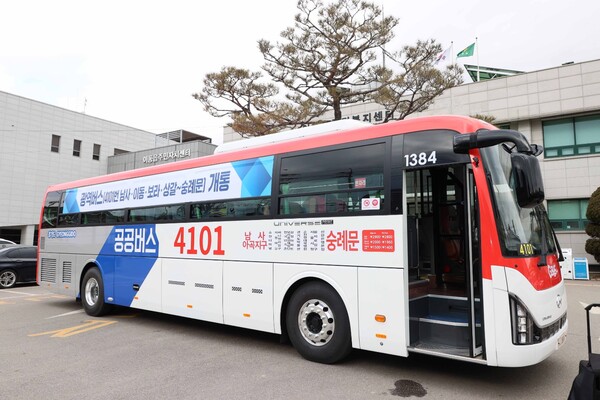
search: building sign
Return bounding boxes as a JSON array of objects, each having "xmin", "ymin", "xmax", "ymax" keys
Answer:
[
  {"xmin": 142, "ymin": 149, "xmax": 192, "ymax": 164},
  {"xmin": 347, "ymin": 110, "xmax": 395, "ymax": 124}
]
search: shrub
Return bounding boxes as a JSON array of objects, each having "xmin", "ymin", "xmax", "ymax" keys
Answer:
[{"xmin": 586, "ymin": 187, "xmax": 600, "ymax": 264}]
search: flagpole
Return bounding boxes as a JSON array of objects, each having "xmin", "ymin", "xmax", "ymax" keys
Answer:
[
  {"xmin": 476, "ymin": 37, "xmax": 480, "ymax": 82},
  {"xmin": 451, "ymin": 41, "xmax": 454, "ymax": 65}
]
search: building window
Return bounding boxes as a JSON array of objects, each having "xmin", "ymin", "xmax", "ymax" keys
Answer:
[
  {"xmin": 93, "ymin": 144, "xmax": 101, "ymax": 160},
  {"xmin": 51, "ymin": 135, "xmax": 61, "ymax": 153},
  {"xmin": 73, "ymin": 139, "xmax": 82, "ymax": 157},
  {"xmin": 543, "ymin": 115, "xmax": 600, "ymax": 158},
  {"xmin": 547, "ymin": 199, "xmax": 589, "ymax": 231}
]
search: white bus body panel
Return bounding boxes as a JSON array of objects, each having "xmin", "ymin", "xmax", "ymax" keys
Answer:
[
  {"xmin": 131, "ymin": 259, "xmax": 163, "ymax": 313},
  {"xmin": 223, "ymin": 261, "xmax": 274, "ymax": 332},
  {"xmin": 41, "ymin": 215, "xmax": 405, "ymax": 355},
  {"xmin": 358, "ymin": 267, "xmax": 408, "ymax": 356},
  {"xmin": 486, "ymin": 265, "xmax": 568, "ymax": 367},
  {"xmin": 160, "ymin": 259, "xmax": 223, "ymax": 323}
]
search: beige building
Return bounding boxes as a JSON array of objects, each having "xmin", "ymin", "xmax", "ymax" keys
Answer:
[
  {"xmin": 0, "ymin": 91, "xmax": 213, "ymax": 245},
  {"xmin": 107, "ymin": 130, "xmax": 215, "ymax": 173}
]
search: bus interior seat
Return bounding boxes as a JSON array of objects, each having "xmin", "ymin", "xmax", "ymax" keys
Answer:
[
  {"xmin": 329, "ymin": 199, "xmax": 347, "ymax": 213},
  {"xmin": 288, "ymin": 201, "xmax": 305, "ymax": 214},
  {"xmin": 305, "ymin": 196, "xmax": 326, "ymax": 213}
]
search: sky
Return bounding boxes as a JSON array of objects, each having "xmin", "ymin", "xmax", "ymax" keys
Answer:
[{"xmin": 1, "ymin": 0, "xmax": 599, "ymax": 144}]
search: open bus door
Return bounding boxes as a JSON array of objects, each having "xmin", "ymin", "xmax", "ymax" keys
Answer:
[{"xmin": 406, "ymin": 163, "xmax": 484, "ymax": 360}]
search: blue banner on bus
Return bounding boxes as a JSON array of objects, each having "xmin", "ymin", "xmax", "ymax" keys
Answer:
[{"xmin": 63, "ymin": 156, "xmax": 274, "ymax": 214}]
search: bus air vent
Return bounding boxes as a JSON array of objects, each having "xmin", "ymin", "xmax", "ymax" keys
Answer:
[
  {"xmin": 62, "ymin": 261, "xmax": 72, "ymax": 283},
  {"xmin": 40, "ymin": 258, "xmax": 57, "ymax": 283},
  {"xmin": 195, "ymin": 283, "xmax": 214, "ymax": 289}
]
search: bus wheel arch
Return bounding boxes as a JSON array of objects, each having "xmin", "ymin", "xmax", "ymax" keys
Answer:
[
  {"xmin": 80, "ymin": 263, "xmax": 112, "ymax": 317},
  {"xmin": 284, "ymin": 279, "xmax": 352, "ymax": 364}
]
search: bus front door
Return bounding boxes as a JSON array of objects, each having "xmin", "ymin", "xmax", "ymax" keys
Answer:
[{"xmin": 406, "ymin": 164, "xmax": 483, "ymax": 359}]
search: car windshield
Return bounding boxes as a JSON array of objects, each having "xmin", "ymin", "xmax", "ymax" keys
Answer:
[{"xmin": 481, "ymin": 145, "xmax": 556, "ymax": 258}]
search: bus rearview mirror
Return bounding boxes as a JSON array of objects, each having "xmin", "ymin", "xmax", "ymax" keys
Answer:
[{"xmin": 511, "ymin": 153, "xmax": 545, "ymax": 208}]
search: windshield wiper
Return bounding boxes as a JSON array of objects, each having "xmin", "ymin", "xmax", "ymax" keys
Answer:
[
  {"xmin": 536, "ymin": 208, "xmax": 549, "ymax": 267},
  {"xmin": 542, "ymin": 208, "xmax": 564, "ymax": 262}
]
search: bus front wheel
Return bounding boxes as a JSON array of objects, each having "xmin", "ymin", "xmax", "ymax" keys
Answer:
[
  {"xmin": 286, "ymin": 281, "xmax": 352, "ymax": 364},
  {"xmin": 81, "ymin": 268, "xmax": 112, "ymax": 317}
]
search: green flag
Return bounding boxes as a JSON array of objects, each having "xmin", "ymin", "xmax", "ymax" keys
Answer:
[{"xmin": 457, "ymin": 42, "xmax": 475, "ymax": 58}]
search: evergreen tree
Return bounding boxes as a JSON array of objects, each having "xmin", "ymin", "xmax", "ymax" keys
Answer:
[
  {"xmin": 193, "ymin": 0, "xmax": 462, "ymax": 137},
  {"xmin": 586, "ymin": 187, "xmax": 600, "ymax": 264}
]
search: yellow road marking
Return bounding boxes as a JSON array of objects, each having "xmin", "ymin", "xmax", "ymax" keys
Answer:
[
  {"xmin": 25, "ymin": 295, "xmax": 69, "ymax": 302},
  {"xmin": 29, "ymin": 320, "xmax": 117, "ymax": 338}
]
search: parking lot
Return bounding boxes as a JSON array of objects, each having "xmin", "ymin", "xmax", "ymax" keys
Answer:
[{"xmin": 2, "ymin": 280, "xmax": 600, "ymax": 400}]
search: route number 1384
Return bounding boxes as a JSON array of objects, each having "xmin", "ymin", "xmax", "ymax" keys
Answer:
[{"xmin": 404, "ymin": 151, "xmax": 437, "ymax": 167}]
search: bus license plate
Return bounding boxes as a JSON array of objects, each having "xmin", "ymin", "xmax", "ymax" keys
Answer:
[{"xmin": 557, "ymin": 332, "xmax": 567, "ymax": 349}]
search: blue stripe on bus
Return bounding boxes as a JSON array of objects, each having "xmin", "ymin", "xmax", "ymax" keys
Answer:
[{"xmin": 96, "ymin": 224, "xmax": 160, "ymax": 307}]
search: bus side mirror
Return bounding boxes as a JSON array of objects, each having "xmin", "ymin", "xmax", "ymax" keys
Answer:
[{"xmin": 511, "ymin": 153, "xmax": 545, "ymax": 208}]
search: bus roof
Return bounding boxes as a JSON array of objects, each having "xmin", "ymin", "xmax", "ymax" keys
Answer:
[
  {"xmin": 214, "ymin": 119, "xmax": 371, "ymax": 154},
  {"xmin": 45, "ymin": 115, "xmax": 494, "ymax": 192}
]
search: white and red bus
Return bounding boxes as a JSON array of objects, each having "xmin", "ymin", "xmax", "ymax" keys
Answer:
[{"xmin": 38, "ymin": 115, "xmax": 567, "ymax": 366}]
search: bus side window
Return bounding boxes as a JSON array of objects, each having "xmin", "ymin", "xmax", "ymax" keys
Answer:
[
  {"xmin": 106, "ymin": 210, "xmax": 125, "ymax": 223},
  {"xmin": 279, "ymin": 199, "xmax": 305, "ymax": 215},
  {"xmin": 191, "ymin": 202, "xmax": 227, "ymax": 219},
  {"xmin": 191, "ymin": 204, "xmax": 203, "ymax": 220},
  {"xmin": 257, "ymin": 200, "xmax": 270, "ymax": 216},
  {"xmin": 58, "ymin": 213, "xmax": 79, "ymax": 226},
  {"xmin": 327, "ymin": 196, "xmax": 347, "ymax": 213},
  {"xmin": 305, "ymin": 196, "xmax": 326, "ymax": 214},
  {"xmin": 42, "ymin": 191, "xmax": 62, "ymax": 228}
]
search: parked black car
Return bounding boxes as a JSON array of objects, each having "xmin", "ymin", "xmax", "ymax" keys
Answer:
[
  {"xmin": 0, "ymin": 238, "xmax": 16, "ymax": 249},
  {"xmin": 0, "ymin": 245, "xmax": 37, "ymax": 289}
]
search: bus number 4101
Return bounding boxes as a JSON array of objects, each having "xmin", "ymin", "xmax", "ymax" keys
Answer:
[{"xmin": 174, "ymin": 226, "xmax": 225, "ymax": 256}]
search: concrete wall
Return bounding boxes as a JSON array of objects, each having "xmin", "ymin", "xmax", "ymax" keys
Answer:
[
  {"xmin": 108, "ymin": 140, "xmax": 216, "ymax": 173},
  {"xmin": 0, "ymin": 90, "xmax": 171, "ymax": 244}
]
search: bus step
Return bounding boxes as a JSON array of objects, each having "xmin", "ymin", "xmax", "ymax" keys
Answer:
[{"xmin": 410, "ymin": 340, "xmax": 471, "ymax": 357}]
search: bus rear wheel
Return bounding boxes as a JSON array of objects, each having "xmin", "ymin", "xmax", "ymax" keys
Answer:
[
  {"xmin": 286, "ymin": 281, "xmax": 352, "ymax": 364},
  {"xmin": 81, "ymin": 267, "xmax": 112, "ymax": 317}
]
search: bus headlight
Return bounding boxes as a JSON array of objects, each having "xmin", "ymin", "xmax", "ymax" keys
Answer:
[
  {"xmin": 510, "ymin": 296, "xmax": 535, "ymax": 344},
  {"xmin": 510, "ymin": 295, "xmax": 567, "ymax": 345}
]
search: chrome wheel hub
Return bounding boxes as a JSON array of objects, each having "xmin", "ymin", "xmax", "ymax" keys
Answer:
[
  {"xmin": 85, "ymin": 277, "xmax": 99, "ymax": 306},
  {"xmin": 297, "ymin": 299, "xmax": 335, "ymax": 346}
]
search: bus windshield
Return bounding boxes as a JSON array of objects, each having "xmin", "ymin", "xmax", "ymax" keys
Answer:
[{"xmin": 481, "ymin": 145, "xmax": 556, "ymax": 258}]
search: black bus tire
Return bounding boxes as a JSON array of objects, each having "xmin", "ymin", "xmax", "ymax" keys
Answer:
[
  {"xmin": 286, "ymin": 281, "xmax": 352, "ymax": 364},
  {"xmin": 81, "ymin": 267, "xmax": 112, "ymax": 317}
]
